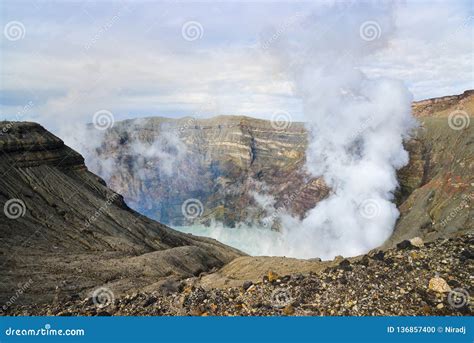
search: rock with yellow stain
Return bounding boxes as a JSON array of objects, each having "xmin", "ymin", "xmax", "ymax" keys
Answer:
[
  {"xmin": 428, "ymin": 277, "xmax": 451, "ymax": 293},
  {"xmin": 283, "ymin": 305, "xmax": 295, "ymax": 315},
  {"xmin": 183, "ymin": 286, "xmax": 193, "ymax": 295},
  {"xmin": 267, "ymin": 271, "xmax": 280, "ymax": 282}
]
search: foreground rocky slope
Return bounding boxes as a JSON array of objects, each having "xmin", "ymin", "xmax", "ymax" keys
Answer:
[
  {"xmin": 89, "ymin": 91, "xmax": 473, "ymax": 242},
  {"xmin": 10, "ymin": 234, "xmax": 472, "ymax": 316},
  {"xmin": 0, "ymin": 123, "xmax": 242, "ymax": 306}
]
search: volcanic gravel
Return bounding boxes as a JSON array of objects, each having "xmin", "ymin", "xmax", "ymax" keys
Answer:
[{"xmin": 6, "ymin": 234, "xmax": 473, "ymax": 316}]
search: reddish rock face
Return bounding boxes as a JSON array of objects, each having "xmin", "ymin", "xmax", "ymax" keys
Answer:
[
  {"xmin": 87, "ymin": 115, "xmax": 329, "ymax": 228},
  {"xmin": 89, "ymin": 91, "xmax": 473, "ymax": 242},
  {"xmin": 391, "ymin": 90, "xmax": 473, "ymax": 244}
]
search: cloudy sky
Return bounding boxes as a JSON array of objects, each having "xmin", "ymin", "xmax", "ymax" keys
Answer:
[{"xmin": 0, "ymin": 0, "xmax": 473, "ymax": 130}]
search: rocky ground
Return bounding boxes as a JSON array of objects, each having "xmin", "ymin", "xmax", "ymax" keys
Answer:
[{"xmin": 7, "ymin": 234, "xmax": 472, "ymax": 316}]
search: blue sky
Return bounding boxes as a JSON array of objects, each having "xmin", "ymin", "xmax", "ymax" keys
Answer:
[{"xmin": 0, "ymin": 0, "xmax": 473, "ymax": 129}]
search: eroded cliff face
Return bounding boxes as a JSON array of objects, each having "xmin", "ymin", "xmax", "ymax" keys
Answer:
[
  {"xmin": 89, "ymin": 91, "xmax": 473, "ymax": 242},
  {"xmin": 390, "ymin": 90, "xmax": 473, "ymax": 244},
  {"xmin": 89, "ymin": 116, "xmax": 328, "ymax": 228}
]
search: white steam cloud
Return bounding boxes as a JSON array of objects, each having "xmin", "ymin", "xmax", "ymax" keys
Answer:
[
  {"xmin": 261, "ymin": 2, "xmax": 417, "ymax": 259},
  {"xmin": 130, "ymin": 131, "xmax": 188, "ymax": 178}
]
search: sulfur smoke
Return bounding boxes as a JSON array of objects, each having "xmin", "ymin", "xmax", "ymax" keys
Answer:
[{"xmin": 262, "ymin": 3, "xmax": 417, "ymax": 259}]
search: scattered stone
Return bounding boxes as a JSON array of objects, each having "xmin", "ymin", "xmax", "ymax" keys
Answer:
[
  {"xmin": 360, "ymin": 256, "xmax": 370, "ymax": 266},
  {"xmin": 242, "ymin": 281, "xmax": 253, "ymax": 291},
  {"xmin": 409, "ymin": 237, "xmax": 424, "ymax": 248},
  {"xmin": 428, "ymin": 277, "xmax": 451, "ymax": 293},
  {"xmin": 397, "ymin": 240, "xmax": 415, "ymax": 250},
  {"xmin": 339, "ymin": 259, "xmax": 352, "ymax": 271},
  {"xmin": 190, "ymin": 308, "xmax": 204, "ymax": 316},
  {"xmin": 142, "ymin": 296, "xmax": 157, "ymax": 307},
  {"xmin": 283, "ymin": 305, "xmax": 295, "ymax": 315},
  {"xmin": 293, "ymin": 274, "xmax": 304, "ymax": 281},
  {"xmin": 333, "ymin": 255, "xmax": 344, "ymax": 263},
  {"xmin": 246, "ymin": 285, "xmax": 256, "ymax": 292},
  {"xmin": 57, "ymin": 311, "xmax": 73, "ymax": 316},
  {"xmin": 267, "ymin": 271, "xmax": 279, "ymax": 283},
  {"xmin": 422, "ymin": 305, "xmax": 431, "ymax": 315},
  {"xmin": 447, "ymin": 279, "xmax": 461, "ymax": 288},
  {"xmin": 6, "ymin": 234, "xmax": 472, "ymax": 317},
  {"xmin": 84, "ymin": 297, "xmax": 94, "ymax": 306},
  {"xmin": 372, "ymin": 251, "xmax": 385, "ymax": 261},
  {"xmin": 460, "ymin": 249, "xmax": 473, "ymax": 260}
]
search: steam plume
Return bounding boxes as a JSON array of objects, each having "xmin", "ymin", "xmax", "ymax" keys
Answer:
[{"xmin": 267, "ymin": 2, "xmax": 417, "ymax": 259}]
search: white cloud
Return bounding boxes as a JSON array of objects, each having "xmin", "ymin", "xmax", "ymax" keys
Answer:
[{"xmin": 0, "ymin": 0, "xmax": 472, "ymax": 131}]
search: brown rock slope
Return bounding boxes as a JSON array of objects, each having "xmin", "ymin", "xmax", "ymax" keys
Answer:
[
  {"xmin": 392, "ymin": 90, "xmax": 473, "ymax": 244},
  {"xmin": 0, "ymin": 122, "xmax": 243, "ymax": 308}
]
